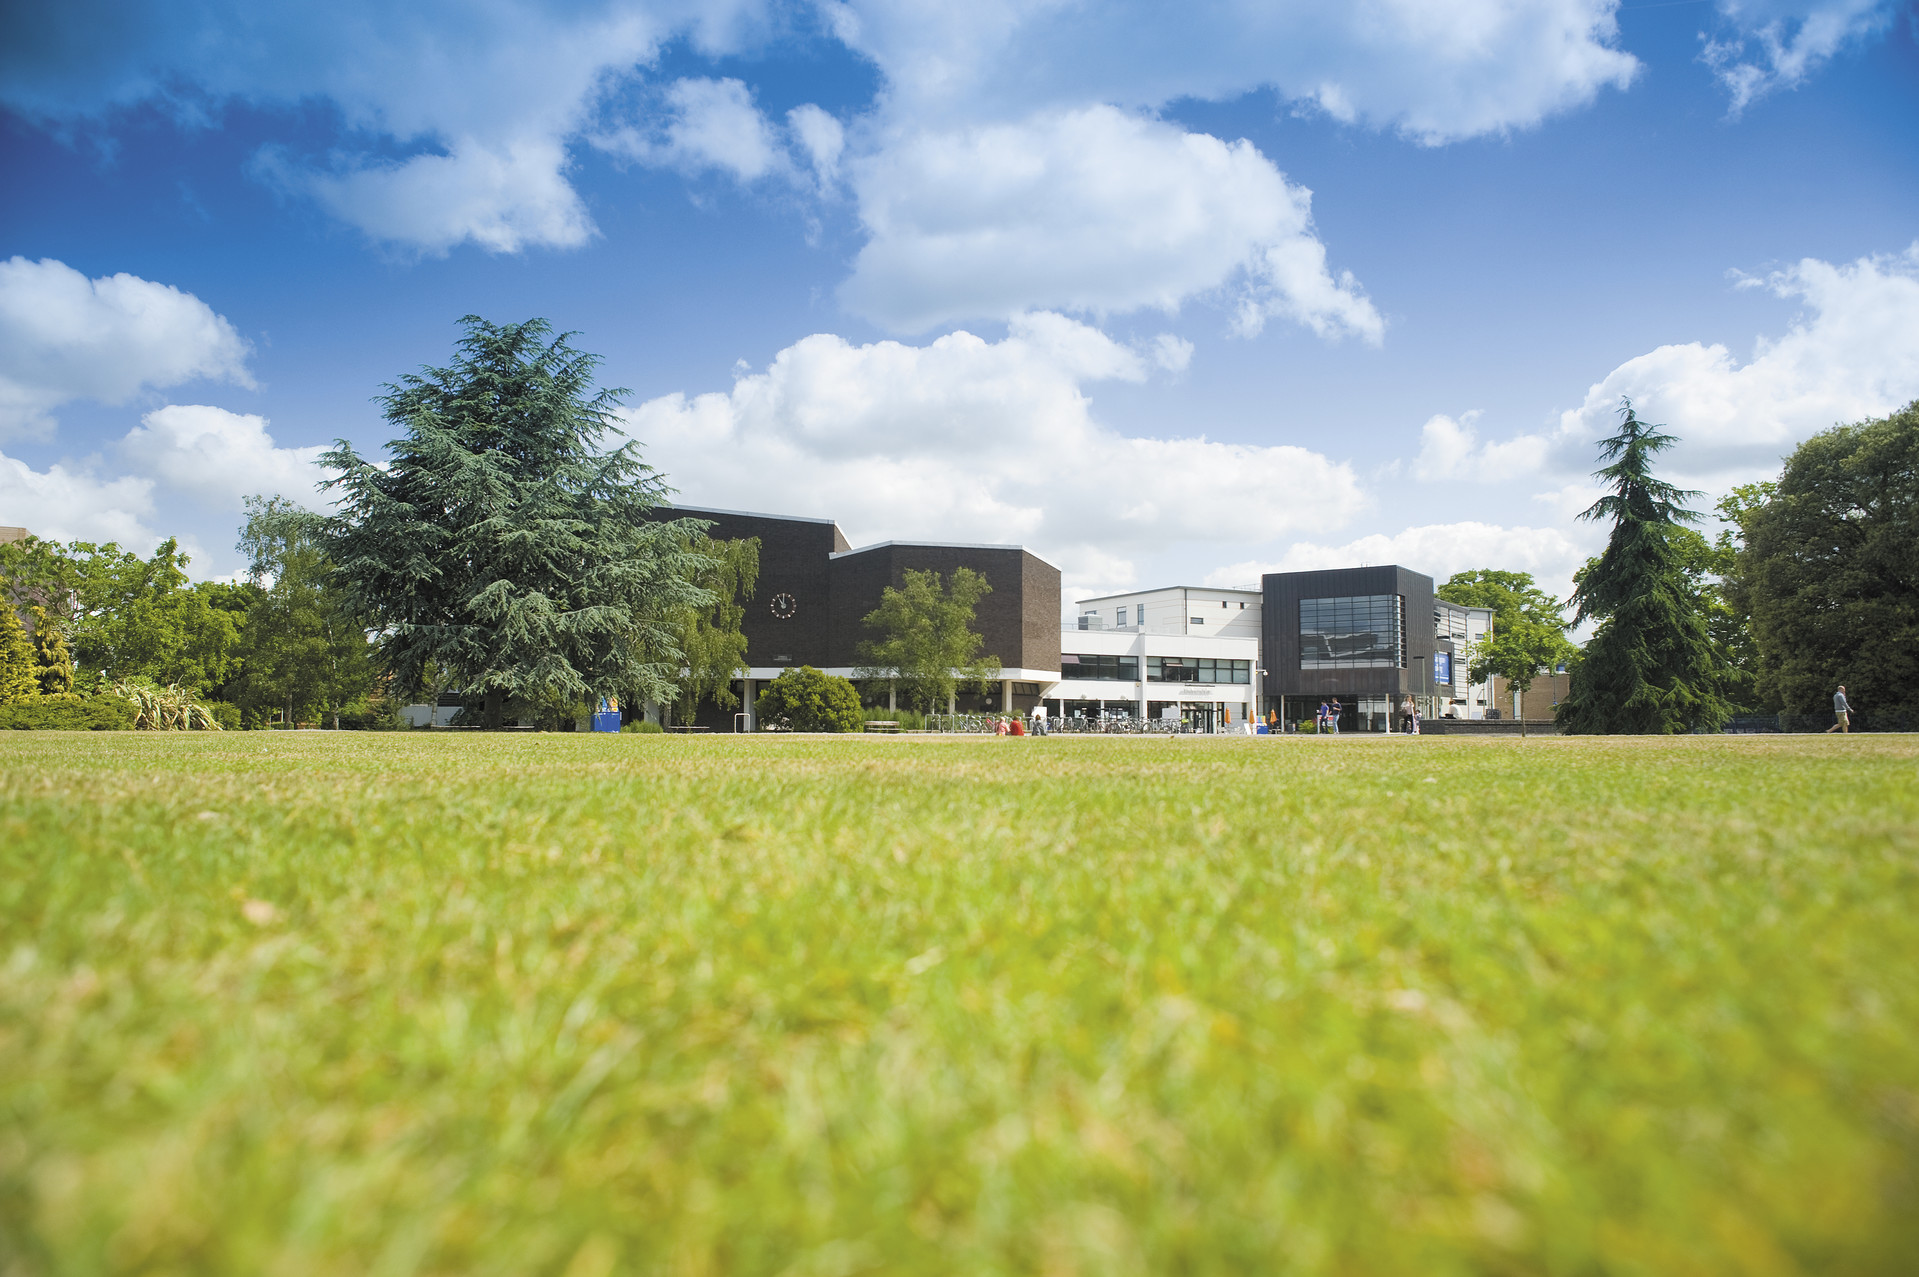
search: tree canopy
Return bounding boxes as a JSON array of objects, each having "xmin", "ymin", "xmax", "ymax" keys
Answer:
[
  {"xmin": 755, "ymin": 665, "xmax": 863, "ymax": 733},
  {"xmin": 1436, "ymin": 569, "xmax": 1565, "ymax": 632},
  {"xmin": 236, "ymin": 496, "xmax": 377, "ymax": 729},
  {"xmin": 856, "ymin": 567, "xmax": 1000, "ymax": 712},
  {"xmin": 322, "ymin": 316, "xmax": 714, "ymax": 727},
  {"xmin": 670, "ymin": 534, "xmax": 759, "ymax": 725},
  {"xmin": 1556, "ymin": 401, "xmax": 1732, "ymax": 734},
  {"xmin": 0, "ymin": 534, "xmax": 249, "ymax": 698},
  {"xmin": 1725, "ymin": 400, "xmax": 1918, "ymax": 722}
]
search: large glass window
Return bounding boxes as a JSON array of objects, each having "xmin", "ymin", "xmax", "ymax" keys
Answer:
[
  {"xmin": 1299, "ymin": 595, "xmax": 1405, "ymax": 669},
  {"xmin": 1147, "ymin": 657, "xmax": 1251, "ymax": 684},
  {"xmin": 1060, "ymin": 653, "xmax": 1139, "ymax": 680}
]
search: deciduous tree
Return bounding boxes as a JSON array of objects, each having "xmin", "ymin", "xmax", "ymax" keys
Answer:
[
  {"xmin": 856, "ymin": 567, "xmax": 1000, "ymax": 713},
  {"xmin": 1727, "ymin": 401, "xmax": 1918, "ymax": 723},
  {"xmin": 237, "ymin": 496, "xmax": 375, "ymax": 728},
  {"xmin": 670, "ymin": 535, "xmax": 759, "ymax": 726},
  {"xmin": 755, "ymin": 666, "xmax": 862, "ymax": 733}
]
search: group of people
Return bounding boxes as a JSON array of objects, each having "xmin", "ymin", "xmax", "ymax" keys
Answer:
[{"xmin": 1307, "ymin": 696, "xmax": 1422, "ymax": 734}]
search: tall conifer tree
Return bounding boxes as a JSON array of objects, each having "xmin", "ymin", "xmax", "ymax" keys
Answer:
[
  {"xmin": 1557, "ymin": 401, "xmax": 1732, "ymax": 734},
  {"xmin": 323, "ymin": 317, "xmax": 713, "ymax": 727}
]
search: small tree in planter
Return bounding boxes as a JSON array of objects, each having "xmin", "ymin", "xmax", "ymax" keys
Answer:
[{"xmin": 755, "ymin": 666, "xmax": 863, "ymax": 733}]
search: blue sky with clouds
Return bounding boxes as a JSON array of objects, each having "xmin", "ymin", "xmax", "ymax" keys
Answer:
[{"xmin": 3, "ymin": 0, "xmax": 1915, "ymax": 604}]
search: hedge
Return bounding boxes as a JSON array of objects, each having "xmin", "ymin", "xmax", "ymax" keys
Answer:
[{"xmin": 0, "ymin": 696, "xmax": 138, "ymax": 731}]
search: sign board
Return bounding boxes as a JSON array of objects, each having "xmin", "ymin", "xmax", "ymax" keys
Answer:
[{"xmin": 1433, "ymin": 651, "xmax": 1453, "ymax": 687}]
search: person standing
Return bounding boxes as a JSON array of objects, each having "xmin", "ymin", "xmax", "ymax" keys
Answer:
[
  {"xmin": 1328, "ymin": 698, "xmax": 1343, "ymax": 734},
  {"xmin": 1827, "ymin": 685, "xmax": 1851, "ymax": 733}
]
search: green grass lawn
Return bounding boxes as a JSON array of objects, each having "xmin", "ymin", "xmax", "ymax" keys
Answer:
[{"xmin": 3, "ymin": 732, "xmax": 1917, "ymax": 1275}]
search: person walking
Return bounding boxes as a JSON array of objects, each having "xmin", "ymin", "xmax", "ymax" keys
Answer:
[
  {"xmin": 1328, "ymin": 697, "xmax": 1343, "ymax": 734},
  {"xmin": 1316, "ymin": 700, "xmax": 1329, "ymax": 733},
  {"xmin": 1827, "ymin": 685, "xmax": 1851, "ymax": 733}
]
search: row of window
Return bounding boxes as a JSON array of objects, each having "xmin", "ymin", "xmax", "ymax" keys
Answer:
[
  {"xmin": 1149, "ymin": 657, "xmax": 1252, "ymax": 684},
  {"xmin": 1299, "ymin": 594, "xmax": 1406, "ymax": 669},
  {"xmin": 1059, "ymin": 655, "xmax": 1254, "ymax": 684}
]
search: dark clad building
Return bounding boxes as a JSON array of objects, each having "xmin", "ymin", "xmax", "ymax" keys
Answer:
[
  {"xmin": 661, "ymin": 506, "xmax": 1061, "ymax": 725},
  {"xmin": 1261, "ymin": 565, "xmax": 1444, "ymax": 731}
]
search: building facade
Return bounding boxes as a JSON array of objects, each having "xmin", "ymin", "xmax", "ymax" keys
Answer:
[
  {"xmin": 660, "ymin": 506, "xmax": 1062, "ymax": 726},
  {"xmin": 1051, "ymin": 587, "xmax": 1262, "ymax": 730},
  {"xmin": 643, "ymin": 505, "xmax": 1510, "ymax": 734}
]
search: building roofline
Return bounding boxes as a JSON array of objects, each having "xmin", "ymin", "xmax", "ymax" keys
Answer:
[
  {"xmin": 831, "ymin": 539, "xmax": 1058, "ymax": 570},
  {"xmin": 663, "ymin": 503, "xmax": 843, "ymax": 528},
  {"xmin": 1075, "ymin": 585, "xmax": 1263, "ymax": 605}
]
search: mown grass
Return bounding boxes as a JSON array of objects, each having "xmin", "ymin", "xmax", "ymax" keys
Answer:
[{"xmin": 3, "ymin": 732, "xmax": 1917, "ymax": 1275}]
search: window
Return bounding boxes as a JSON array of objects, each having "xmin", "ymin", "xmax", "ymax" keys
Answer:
[
  {"xmin": 1136, "ymin": 604, "xmax": 1145, "ymax": 625},
  {"xmin": 1060, "ymin": 653, "xmax": 1139, "ymax": 681},
  {"xmin": 1298, "ymin": 594, "xmax": 1405, "ymax": 669},
  {"xmin": 1220, "ymin": 600, "xmax": 1227, "ymax": 608},
  {"xmin": 1147, "ymin": 657, "xmax": 1251, "ymax": 684},
  {"xmin": 1076, "ymin": 615, "xmax": 1089, "ymax": 631},
  {"xmin": 1190, "ymin": 616, "xmax": 1204, "ymax": 625}
]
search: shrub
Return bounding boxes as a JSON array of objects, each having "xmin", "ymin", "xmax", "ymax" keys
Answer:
[
  {"xmin": 205, "ymin": 700, "xmax": 242, "ymax": 732},
  {"xmin": 756, "ymin": 666, "xmax": 863, "ymax": 733},
  {"xmin": 621, "ymin": 719, "xmax": 664, "ymax": 734},
  {"xmin": 0, "ymin": 694, "xmax": 137, "ymax": 731},
  {"xmin": 110, "ymin": 679, "xmax": 223, "ymax": 730}
]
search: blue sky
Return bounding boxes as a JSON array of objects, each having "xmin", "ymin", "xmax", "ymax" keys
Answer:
[{"xmin": 3, "ymin": 0, "xmax": 1915, "ymax": 605}]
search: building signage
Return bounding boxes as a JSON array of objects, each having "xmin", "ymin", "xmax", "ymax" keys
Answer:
[{"xmin": 1433, "ymin": 650, "xmax": 1452, "ymax": 687}]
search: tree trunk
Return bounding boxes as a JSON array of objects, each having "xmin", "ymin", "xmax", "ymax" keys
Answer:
[{"xmin": 484, "ymin": 688, "xmax": 504, "ymax": 731}]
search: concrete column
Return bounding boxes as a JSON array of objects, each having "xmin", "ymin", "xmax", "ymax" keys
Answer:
[
  {"xmin": 1001, "ymin": 679, "xmax": 1012, "ymax": 713},
  {"xmin": 888, "ymin": 682, "xmax": 897, "ymax": 712},
  {"xmin": 1136, "ymin": 632, "xmax": 1148, "ymax": 721},
  {"xmin": 742, "ymin": 679, "xmax": 756, "ymax": 731},
  {"xmin": 948, "ymin": 690, "xmax": 957, "ymax": 715}
]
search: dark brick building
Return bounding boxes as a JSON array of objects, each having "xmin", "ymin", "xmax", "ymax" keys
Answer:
[{"xmin": 662, "ymin": 506, "xmax": 1062, "ymax": 726}]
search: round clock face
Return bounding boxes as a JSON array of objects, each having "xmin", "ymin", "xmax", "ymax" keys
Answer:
[{"xmin": 770, "ymin": 592, "xmax": 798, "ymax": 620}]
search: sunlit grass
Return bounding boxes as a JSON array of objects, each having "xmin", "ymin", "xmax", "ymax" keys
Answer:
[{"xmin": 3, "ymin": 732, "xmax": 1916, "ymax": 1275}]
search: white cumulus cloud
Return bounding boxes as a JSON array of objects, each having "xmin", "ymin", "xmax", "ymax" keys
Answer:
[
  {"xmin": 1414, "ymin": 411, "xmax": 1551, "ymax": 482},
  {"xmin": 1703, "ymin": 0, "xmax": 1899, "ymax": 113},
  {"xmin": 117, "ymin": 404, "xmax": 330, "ymax": 511},
  {"xmin": 1207, "ymin": 521, "xmax": 1592, "ymax": 600},
  {"xmin": 830, "ymin": 0, "xmax": 1641, "ymax": 144},
  {"xmin": 0, "ymin": 451, "xmax": 158, "ymax": 548},
  {"xmin": 1552, "ymin": 243, "xmax": 1919, "ymax": 488},
  {"xmin": 0, "ymin": 1, "xmax": 764, "ymax": 254},
  {"xmin": 621, "ymin": 312, "xmax": 1363, "ymax": 600},
  {"xmin": 842, "ymin": 106, "xmax": 1382, "ymax": 337},
  {"xmin": 0, "ymin": 257, "xmax": 253, "ymax": 440}
]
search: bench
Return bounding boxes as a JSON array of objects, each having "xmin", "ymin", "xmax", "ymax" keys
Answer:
[{"xmin": 864, "ymin": 720, "xmax": 901, "ymax": 733}]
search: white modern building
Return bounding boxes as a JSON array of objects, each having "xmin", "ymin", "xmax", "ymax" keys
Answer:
[
  {"xmin": 1433, "ymin": 598, "xmax": 1496, "ymax": 719},
  {"xmin": 1046, "ymin": 587, "xmax": 1264, "ymax": 731}
]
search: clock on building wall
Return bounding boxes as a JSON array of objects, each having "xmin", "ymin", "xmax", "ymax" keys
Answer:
[{"xmin": 770, "ymin": 592, "xmax": 798, "ymax": 620}]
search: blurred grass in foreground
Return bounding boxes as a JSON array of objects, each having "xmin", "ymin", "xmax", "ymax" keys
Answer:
[{"xmin": 2, "ymin": 732, "xmax": 1916, "ymax": 1275}]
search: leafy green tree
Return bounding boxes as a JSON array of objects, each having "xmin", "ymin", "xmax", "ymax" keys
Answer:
[
  {"xmin": 1556, "ymin": 401, "xmax": 1733, "ymax": 735},
  {"xmin": 1436, "ymin": 569, "xmax": 1566, "ymax": 631},
  {"xmin": 322, "ymin": 316, "xmax": 713, "ymax": 729},
  {"xmin": 237, "ymin": 496, "xmax": 376, "ymax": 728},
  {"xmin": 856, "ymin": 567, "xmax": 1000, "ymax": 712},
  {"xmin": 755, "ymin": 666, "xmax": 863, "ymax": 732},
  {"xmin": 0, "ymin": 601, "xmax": 37, "ymax": 703},
  {"xmin": 28, "ymin": 606, "xmax": 74, "ymax": 695},
  {"xmin": 1467, "ymin": 620, "xmax": 1576, "ymax": 738},
  {"xmin": 670, "ymin": 535, "xmax": 759, "ymax": 726},
  {"xmin": 1727, "ymin": 401, "xmax": 1918, "ymax": 722}
]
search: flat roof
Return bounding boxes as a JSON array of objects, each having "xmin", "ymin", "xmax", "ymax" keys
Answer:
[
  {"xmin": 831, "ymin": 539, "xmax": 1058, "ymax": 570},
  {"xmin": 664, "ymin": 503, "xmax": 842, "ymax": 528},
  {"xmin": 1076, "ymin": 585, "xmax": 1263, "ymax": 605}
]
